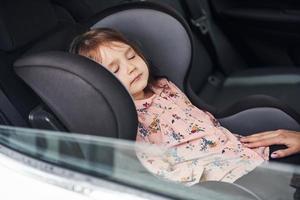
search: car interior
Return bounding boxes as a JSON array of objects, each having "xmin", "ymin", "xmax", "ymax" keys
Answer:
[
  {"xmin": 0, "ymin": 0, "xmax": 300, "ymax": 199},
  {"xmin": 1, "ymin": 0, "xmax": 299, "ymax": 134}
]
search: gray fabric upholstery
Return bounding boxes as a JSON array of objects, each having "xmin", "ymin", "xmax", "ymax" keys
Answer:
[
  {"xmin": 219, "ymin": 107, "xmax": 300, "ymax": 135},
  {"xmin": 198, "ymin": 68, "xmax": 300, "ymax": 114},
  {"xmin": 235, "ymin": 163, "xmax": 296, "ymax": 200}
]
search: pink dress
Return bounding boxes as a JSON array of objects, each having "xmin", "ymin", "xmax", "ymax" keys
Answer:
[{"xmin": 135, "ymin": 78, "xmax": 269, "ymax": 185}]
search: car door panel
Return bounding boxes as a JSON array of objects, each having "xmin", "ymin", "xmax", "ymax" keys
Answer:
[{"xmin": 210, "ymin": 0, "xmax": 300, "ymax": 67}]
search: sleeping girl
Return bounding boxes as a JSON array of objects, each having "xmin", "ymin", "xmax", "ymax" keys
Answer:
[{"xmin": 69, "ymin": 28, "xmax": 274, "ymax": 185}]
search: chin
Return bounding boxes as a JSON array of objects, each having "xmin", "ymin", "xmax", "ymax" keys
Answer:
[
  {"xmin": 132, "ymin": 82, "xmax": 147, "ymax": 94},
  {"xmin": 140, "ymin": 80, "xmax": 148, "ymax": 90}
]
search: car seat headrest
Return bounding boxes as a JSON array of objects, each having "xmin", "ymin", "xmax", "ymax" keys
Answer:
[
  {"xmin": 87, "ymin": 2, "xmax": 193, "ymax": 90},
  {"xmin": 14, "ymin": 51, "xmax": 138, "ymax": 140},
  {"xmin": 0, "ymin": 0, "xmax": 58, "ymax": 51}
]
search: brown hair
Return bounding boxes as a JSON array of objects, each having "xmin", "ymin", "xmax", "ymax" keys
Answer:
[{"xmin": 69, "ymin": 27, "xmax": 155, "ymax": 85}]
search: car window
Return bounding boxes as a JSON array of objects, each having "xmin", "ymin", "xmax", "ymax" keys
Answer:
[{"xmin": 0, "ymin": 125, "xmax": 298, "ymax": 200}]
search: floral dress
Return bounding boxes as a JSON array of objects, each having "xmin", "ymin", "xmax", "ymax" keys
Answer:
[{"xmin": 135, "ymin": 78, "xmax": 269, "ymax": 185}]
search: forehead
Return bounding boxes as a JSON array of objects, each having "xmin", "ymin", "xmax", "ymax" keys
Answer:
[
  {"xmin": 103, "ymin": 41, "xmax": 130, "ymax": 51},
  {"xmin": 98, "ymin": 41, "xmax": 131, "ymax": 63}
]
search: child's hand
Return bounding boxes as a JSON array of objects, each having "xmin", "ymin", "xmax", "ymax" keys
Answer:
[{"xmin": 240, "ymin": 130, "xmax": 300, "ymax": 158}]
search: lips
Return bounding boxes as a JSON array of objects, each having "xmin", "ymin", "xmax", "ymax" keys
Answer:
[{"xmin": 130, "ymin": 73, "xmax": 142, "ymax": 85}]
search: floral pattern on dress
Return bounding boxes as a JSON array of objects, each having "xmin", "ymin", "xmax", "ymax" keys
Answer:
[{"xmin": 135, "ymin": 78, "xmax": 269, "ymax": 185}]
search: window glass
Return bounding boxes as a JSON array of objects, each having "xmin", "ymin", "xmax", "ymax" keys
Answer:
[{"xmin": 0, "ymin": 125, "xmax": 298, "ymax": 200}]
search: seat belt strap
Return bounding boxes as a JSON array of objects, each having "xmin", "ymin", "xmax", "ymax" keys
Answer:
[{"xmin": 183, "ymin": 0, "xmax": 245, "ymax": 74}]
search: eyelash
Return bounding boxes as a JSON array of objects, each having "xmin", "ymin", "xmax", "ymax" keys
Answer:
[
  {"xmin": 128, "ymin": 53, "xmax": 136, "ymax": 60},
  {"xmin": 113, "ymin": 66, "xmax": 119, "ymax": 73},
  {"xmin": 112, "ymin": 51, "xmax": 135, "ymax": 73}
]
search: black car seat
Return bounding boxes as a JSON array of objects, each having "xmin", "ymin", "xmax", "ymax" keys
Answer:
[{"xmin": 15, "ymin": 52, "xmax": 138, "ymax": 139}]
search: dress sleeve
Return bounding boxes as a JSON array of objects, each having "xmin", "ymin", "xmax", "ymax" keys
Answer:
[
  {"xmin": 163, "ymin": 80, "xmax": 194, "ymax": 107},
  {"xmin": 204, "ymin": 111, "xmax": 221, "ymax": 127}
]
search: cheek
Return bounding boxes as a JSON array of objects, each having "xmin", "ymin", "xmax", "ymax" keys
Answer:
[
  {"xmin": 115, "ymin": 73, "xmax": 131, "ymax": 89},
  {"xmin": 143, "ymin": 64, "xmax": 150, "ymax": 80},
  {"xmin": 138, "ymin": 59, "xmax": 149, "ymax": 73}
]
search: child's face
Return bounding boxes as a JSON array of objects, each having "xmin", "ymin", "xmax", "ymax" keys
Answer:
[{"xmin": 98, "ymin": 42, "xmax": 149, "ymax": 99}]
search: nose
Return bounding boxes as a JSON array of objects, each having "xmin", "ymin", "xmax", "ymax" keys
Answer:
[{"xmin": 127, "ymin": 63, "xmax": 136, "ymax": 74}]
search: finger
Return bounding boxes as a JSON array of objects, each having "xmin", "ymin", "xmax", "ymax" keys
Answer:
[
  {"xmin": 240, "ymin": 132, "xmax": 277, "ymax": 143},
  {"xmin": 243, "ymin": 137, "xmax": 283, "ymax": 148},
  {"xmin": 247, "ymin": 131, "xmax": 275, "ymax": 138},
  {"xmin": 271, "ymin": 148, "xmax": 296, "ymax": 159}
]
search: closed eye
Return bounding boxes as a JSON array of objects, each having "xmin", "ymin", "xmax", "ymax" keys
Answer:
[
  {"xmin": 126, "ymin": 47, "xmax": 136, "ymax": 60},
  {"xmin": 109, "ymin": 64, "xmax": 119, "ymax": 73},
  {"xmin": 128, "ymin": 54, "xmax": 136, "ymax": 60},
  {"xmin": 113, "ymin": 66, "xmax": 119, "ymax": 73}
]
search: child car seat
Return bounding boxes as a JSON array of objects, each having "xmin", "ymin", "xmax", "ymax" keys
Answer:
[
  {"xmin": 14, "ymin": 2, "xmax": 300, "ymax": 136},
  {"xmin": 15, "ymin": 52, "xmax": 138, "ymax": 140}
]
